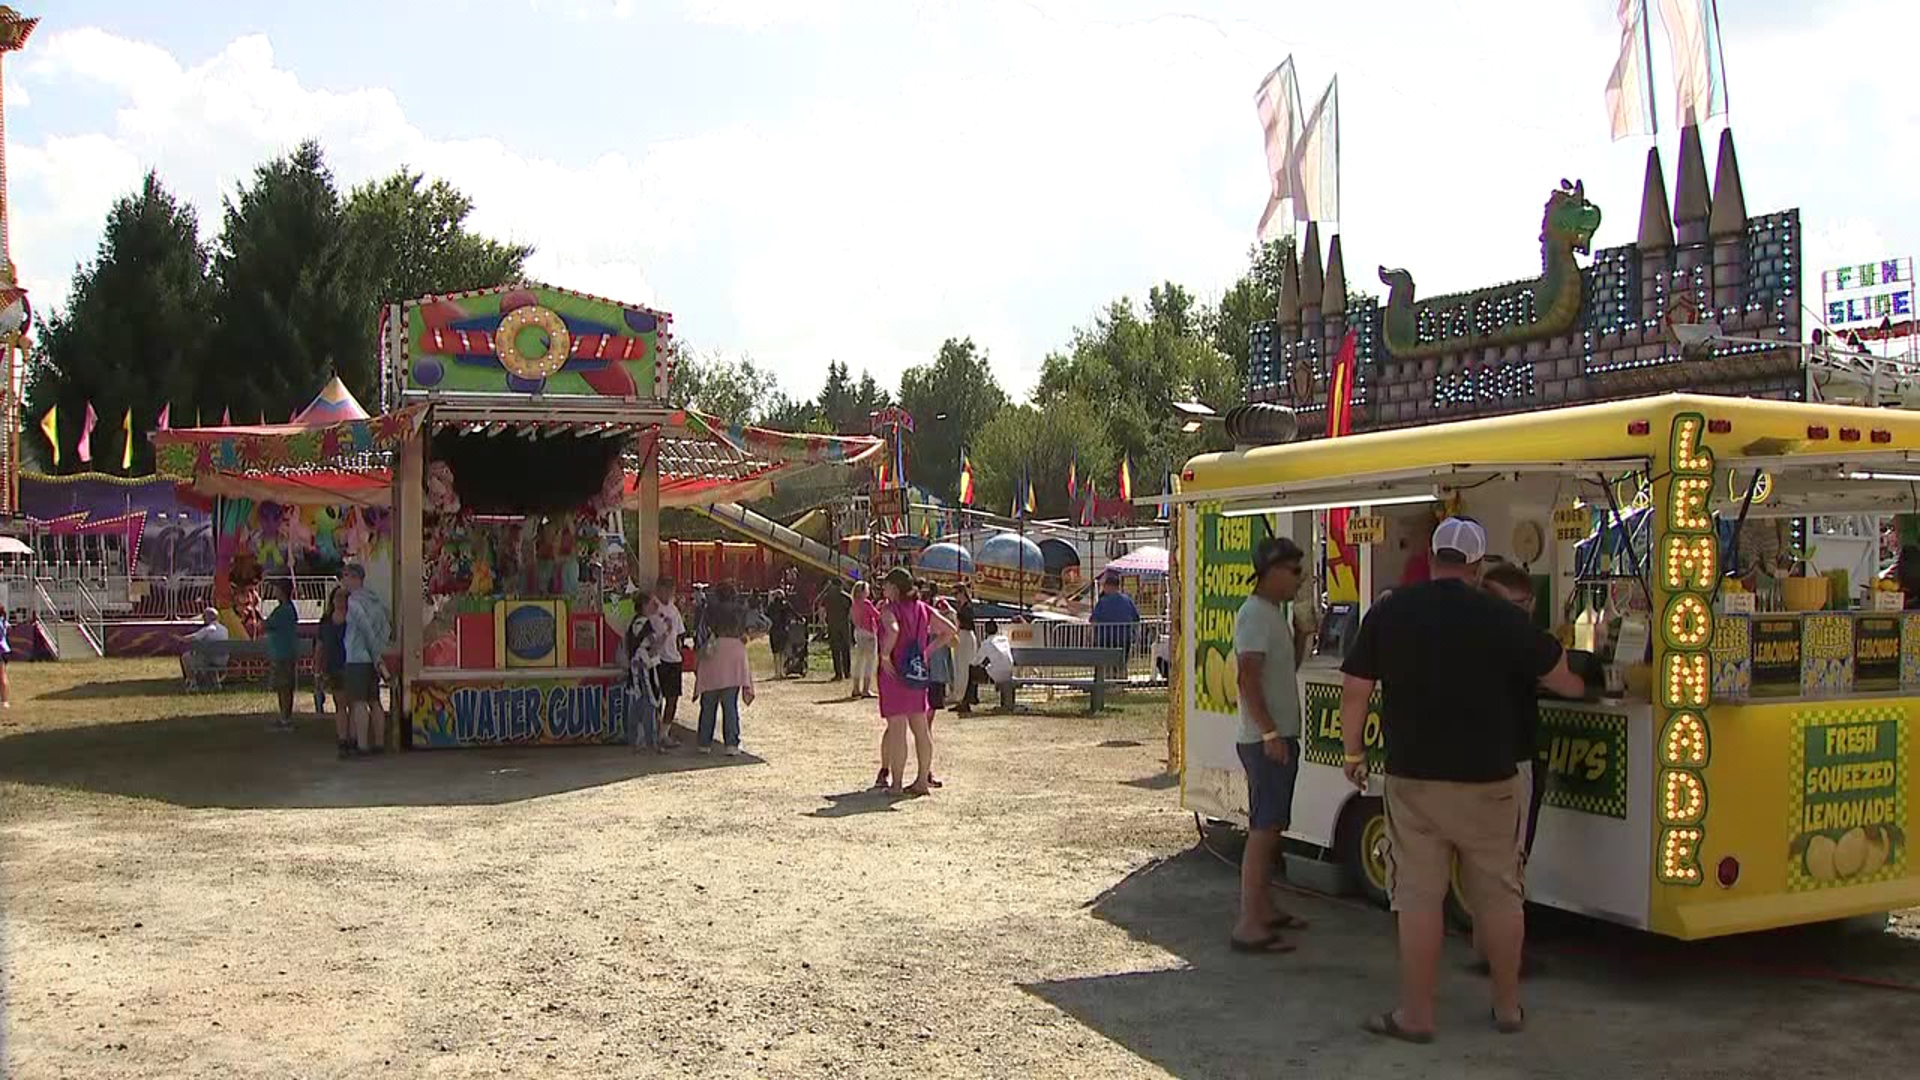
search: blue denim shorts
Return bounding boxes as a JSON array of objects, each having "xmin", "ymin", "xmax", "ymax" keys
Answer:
[{"xmin": 1237, "ymin": 738, "xmax": 1301, "ymax": 831}]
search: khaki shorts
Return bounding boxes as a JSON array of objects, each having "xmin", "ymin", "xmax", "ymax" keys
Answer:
[{"xmin": 1383, "ymin": 773, "xmax": 1527, "ymax": 917}]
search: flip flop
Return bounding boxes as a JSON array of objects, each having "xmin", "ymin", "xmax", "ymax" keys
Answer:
[
  {"xmin": 1269, "ymin": 913, "xmax": 1310, "ymax": 931},
  {"xmin": 1491, "ymin": 1008, "xmax": 1526, "ymax": 1035},
  {"xmin": 1228, "ymin": 934, "xmax": 1296, "ymax": 955},
  {"xmin": 1362, "ymin": 1011, "xmax": 1434, "ymax": 1045}
]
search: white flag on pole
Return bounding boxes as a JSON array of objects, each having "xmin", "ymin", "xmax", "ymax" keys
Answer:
[
  {"xmin": 1255, "ymin": 58, "xmax": 1305, "ymax": 243},
  {"xmin": 1656, "ymin": 0, "xmax": 1728, "ymax": 126},
  {"xmin": 1605, "ymin": 0, "xmax": 1655, "ymax": 140},
  {"xmin": 1297, "ymin": 76, "xmax": 1340, "ymax": 227}
]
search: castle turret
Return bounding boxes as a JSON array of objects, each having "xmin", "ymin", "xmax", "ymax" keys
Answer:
[
  {"xmin": 1637, "ymin": 146, "xmax": 1674, "ymax": 323},
  {"xmin": 1300, "ymin": 222, "xmax": 1326, "ymax": 320},
  {"xmin": 1672, "ymin": 124, "xmax": 1712, "ymax": 290},
  {"xmin": 1708, "ymin": 127, "xmax": 1749, "ymax": 313},
  {"xmin": 1322, "ymin": 233, "xmax": 1347, "ymax": 320},
  {"xmin": 1278, "ymin": 242, "xmax": 1301, "ymax": 329}
]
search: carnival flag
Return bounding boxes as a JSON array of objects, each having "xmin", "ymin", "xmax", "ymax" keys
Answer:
[
  {"xmin": 1656, "ymin": 0, "xmax": 1727, "ymax": 125},
  {"xmin": 1023, "ymin": 468, "xmax": 1037, "ymax": 516},
  {"xmin": 157, "ymin": 403, "xmax": 171, "ymax": 431},
  {"xmin": 121, "ymin": 408, "xmax": 134, "ymax": 471},
  {"xmin": 1606, "ymin": 0, "xmax": 1657, "ymax": 140},
  {"xmin": 1067, "ymin": 455, "xmax": 1078, "ymax": 500},
  {"xmin": 1295, "ymin": 76, "xmax": 1340, "ymax": 226},
  {"xmin": 1326, "ymin": 328, "xmax": 1359, "ymax": 438},
  {"xmin": 1158, "ymin": 473, "xmax": 1174, "ymax": 521},
  {"xmin": 221, "ymin": 407, "xmax": 232, "ymax": 426},
  {"xmin": 958, "ymin": 452, "xmax": 976, "ymax": 506},
  {"xmin": 1255, "ymin": 58, "xmax": 1305, "ymax": 243},
  {"xmin": 39, "ymin": 406, "xmax": 59, "ymax": 466},
  {"xmin": 1081, "ymin": 478, "xmax": 1097, "ymax": 527},
  {"xmin": 1118, "ymin": 454, "xmax": 1134, "ymax": 502},
  {"xmin": 78, "ymin": 402, "xmax": 97, "ymax": 464}
]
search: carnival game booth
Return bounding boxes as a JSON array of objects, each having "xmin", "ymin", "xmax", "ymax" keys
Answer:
[
  {"xmin": 149, "ymin": 378, "xmax": 398, "ymax": 676},
  {"xmin": 1168, "ymin": 394, "xmax": 1920, "ymax": 941},
  {"xmin": 387, "ymin": 283, "xmax": 883, "ymax": 749}
]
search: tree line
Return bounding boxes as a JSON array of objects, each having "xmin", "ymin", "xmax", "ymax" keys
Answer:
[{"xmin": 30, "ymin": 140, "xmax": 1286, "ymax": 518}]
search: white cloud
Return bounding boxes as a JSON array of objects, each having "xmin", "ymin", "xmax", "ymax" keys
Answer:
[{"xmin": 8, "ymin": 0, "xmax": 1920, "ymax": 408}]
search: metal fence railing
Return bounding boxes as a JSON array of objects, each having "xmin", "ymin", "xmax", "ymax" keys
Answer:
[{"xmin": 1005, "ymin": 619, "xmax": 1169, "ymax": 687}]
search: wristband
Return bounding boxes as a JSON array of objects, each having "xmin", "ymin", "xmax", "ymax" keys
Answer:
[
  {"xmin": 1261, "ymin": 731, "xmax": 1280, "ymax": 743},
  {"xmin": 1342, "ymin": 751, "xmax": 1365, "ymax": 764}
]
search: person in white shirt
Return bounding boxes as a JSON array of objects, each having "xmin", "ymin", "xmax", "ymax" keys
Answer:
[
  {"xmin": 179, "ymin": 607, "xmax": 230, "ymax": 689},
  {"xmin": 650, "ymin": 578, "xmax": 688, "ymax": 748}
]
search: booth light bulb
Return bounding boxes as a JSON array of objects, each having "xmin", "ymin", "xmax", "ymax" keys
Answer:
[
  {"xmin": 1664, "ymin": 536, "xmax": 1718, "ymax": 590},
  {"xmin": 1669, "ymin": 477, "xmax": 1714, "ymax": 531},
  {"xmin": 1672, "ymin": 417, "xmax": 1713, "ymax": 473},
  {"xmin": 1662, "ymin": 713, "xmax": 1710, "ymax": 767}
]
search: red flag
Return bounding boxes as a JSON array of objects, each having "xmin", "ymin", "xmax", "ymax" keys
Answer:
[
  {"xmin": 958, "ymin": 453, "xmax": 975, "ymax": 507},
  {"xmin": 1326, "ymin": 328, "xmax": 1358, "ymax": 437},
  {"xmin": 78, "ymin": 402, "xmax": 98, "ymax": 463},
  {"xmin": 1117, "ymin": 455, "xmax": 1134, "ymax": 502},
  {"xmin": 221, "ymin": 407, "xmax": 232, "ymax": 426},
  {"xmin": 157, "ymin": 404, "xmax": 171, "ymax": 431}
]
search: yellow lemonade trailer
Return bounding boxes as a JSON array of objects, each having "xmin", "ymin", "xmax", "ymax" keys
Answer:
[{"xmin": 1169, "ymin": 394, "xmax": 1920, "ymax": 940}]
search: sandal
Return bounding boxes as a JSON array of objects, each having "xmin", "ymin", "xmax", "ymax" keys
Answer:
[
  {"xmin": 905, "ymin": 782, "xmax": 932, "ymax": 796},
  {"xmin": 1362, "ymin": 1011, "xmax": 1434, "ymax": 1045},
  {"xmin": 873, "ymin": 769, "xmax": 890, "ymax": 790},
  {"xmin": 1491, "ymin": 1007, "xmax": 1526, "ymax": 1035},
  {"xmin": 1269, "ymin": 913, "xmax": 1310, "ymax": 931},
  {"xmin": 1227, "ymin": 934, "xmax": 1296, "ymax": 955}
]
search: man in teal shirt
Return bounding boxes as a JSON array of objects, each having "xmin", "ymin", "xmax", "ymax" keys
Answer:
[{"xmin": 263, "ymin": 579, "xmax": 299, "ymax": 731}]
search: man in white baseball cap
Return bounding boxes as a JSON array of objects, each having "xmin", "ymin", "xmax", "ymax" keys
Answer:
[{"xmin": 1336, "ymin": 515, "xmax": 1583, "ymax": 1043}]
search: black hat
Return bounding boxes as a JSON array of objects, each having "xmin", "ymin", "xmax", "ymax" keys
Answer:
[{"xmin": 1250, "ymin": 537, "xmax": 1305, "ymax": 582}]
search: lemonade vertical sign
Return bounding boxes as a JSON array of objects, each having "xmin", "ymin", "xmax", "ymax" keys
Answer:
[{"xmin": 1193, "ymin": 506, "xmax": 1263, "ymax": 713}]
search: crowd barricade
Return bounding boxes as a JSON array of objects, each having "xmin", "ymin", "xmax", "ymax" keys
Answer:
[{"xmin": 1002, "ymin": 619, "xmax": 1169, "ymax": 691}]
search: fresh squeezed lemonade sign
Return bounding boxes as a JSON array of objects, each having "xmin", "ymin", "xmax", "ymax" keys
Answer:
[
  {"xmin": 1789, "ymin": 707, "xmax": 1907, "ymax": 891},
  {"xmin": 1655, "ymin": 413, "xmax": 1717, "ymax": 886},
  {"xmin": 1194, "ymin": 508, "xmax": 1262, "ymax": 713}
]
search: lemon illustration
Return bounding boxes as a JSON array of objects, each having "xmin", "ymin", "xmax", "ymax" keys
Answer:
[
  {"xmin": 1222, "ymin": 651, "xmax": 1240, "ymax": 709},
  {"xmin": 1861, "ymin": 826, "xmax": 1892, "ymax": 876},
  {"xmin": 1833, "ymin": 828, "xmax": 1870, "ymax": 878},
  {"xmin": 1202, "ymin": 648, "xmax": 1225, "ymax": 711},
  {"xmin": 1805, "ymin": 833, "xmax": 1839, "ymax": 883}
]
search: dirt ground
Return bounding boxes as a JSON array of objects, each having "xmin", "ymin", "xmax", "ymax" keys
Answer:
[{"xmin": 2, "ymin": 658, "xmax": 1918, "ymax": 1080}]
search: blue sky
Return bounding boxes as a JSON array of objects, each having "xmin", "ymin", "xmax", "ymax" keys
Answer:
[{"xmin": 8, "ymin": 0, "xmax": 1915, "ymax": 401}]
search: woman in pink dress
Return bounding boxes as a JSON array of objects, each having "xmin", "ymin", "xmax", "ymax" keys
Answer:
[{"xmin": 875, "ymin": 567, "xmax": 955, "ymax": 796}]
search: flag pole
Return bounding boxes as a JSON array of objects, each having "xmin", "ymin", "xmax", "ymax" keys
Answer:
[{"xmin": 1641, "ymin": 0, "xmax": 1660, "ymax": 136}]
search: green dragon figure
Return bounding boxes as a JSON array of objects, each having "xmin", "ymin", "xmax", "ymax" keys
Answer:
[{"xmin": 1378, "ymin": 180, "xmax": 1602, "ymax": 360}]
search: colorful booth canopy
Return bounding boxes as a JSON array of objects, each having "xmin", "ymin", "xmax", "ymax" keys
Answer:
[{"xmin": 151, "ymin": 402, "xmax": 884, "ymax": 511}]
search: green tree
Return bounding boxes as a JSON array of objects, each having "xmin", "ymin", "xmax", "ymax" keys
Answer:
[
  {"xmin": 761, "ymin": 391, "xmax": 831, "ymax": 434},
  {"xmin": 815, "ymin": 360, "xmax": 858, "ymax": 432},
  {"xmin": 206, "ymin": 141, "xmax": 372, "ymax": 418},
  {"xmin": 898, "ymin": 336, "xmax": 1008, "ymax": 501},
  {"xmin": 672, "ymin": 350, "xmax": 780, "ymax": 423},
  {"xmin": 1034, "ymin": 286, "xmax": 1238, "ymax": 502},
  {"xmin": 852, "ymin": 369, "xmax": 891, "ymax": 428},
  {"xmin": 24, "ymin": 172, "xmax": 213, "ymax": 474},
  {"xmin": 343, "ymin": 169, "xmax": 532, "ymax": 307},
  {"xmin": 1200, "ymin": 239, "xmax": 1288, "ymax": 387}
]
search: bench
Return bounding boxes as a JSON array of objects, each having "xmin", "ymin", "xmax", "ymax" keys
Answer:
[
  {"xmin": 181, "ymin": 636, "xmax": 314, "ymax": 691},
  {"xmin": 999, "ymin": 646, "xmax": 1127, "ymax": 714}
]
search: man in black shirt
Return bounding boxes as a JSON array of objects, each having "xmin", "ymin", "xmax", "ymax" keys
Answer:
[
  {"xmin": 819, "ymin": 579, "xmax": 854, "ymax": 681},
  {"xmin": 1339, "ymin": 517, "xmax": 1581, "ymax": 1042}
]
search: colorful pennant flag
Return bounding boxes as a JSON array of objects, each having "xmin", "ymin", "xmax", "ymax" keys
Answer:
[
  {"xmin": 1021, "ymin": 466, "xmax": 1037, "ymax": 516},
  {"xmin": 157, "ymin": 403, "xmax": 171, "ymax": 431},
  {"xmin": 39, "ymin": 406, "xmax": 59, "ymax": 467},
  {"xmin": 1067, "ymin": 455, "xmax": 1078, "ymax": 500},
  {"xmin": 958, "ymin": 452, "xmax": 975, "ymax": 506},
  {"xmin": 78, "ymin": 402, "xmax": 97, "ymax": 464},
  {"xmin": 1118, "ymin": 454, "xmax": 1134, "ymax": 502},
  {"xmin": 121, "ymin": 408, "xmax": 134, "ymax": 471},
  {"xmin": 1081, "ymin": 478, "xmax": 1097, "ymax": 527},
  {"xmin": 1158, "ymin": 472, "xmax": 1174, "ymax": 520},
  {"xmin": 221, "ymin": 407, "xmax": 232, "ymax": 426}
]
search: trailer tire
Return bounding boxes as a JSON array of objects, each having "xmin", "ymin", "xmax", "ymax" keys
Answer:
[{"xmin": 1335, "ymin": 796, "xmax": 1391, "ymax": 909}]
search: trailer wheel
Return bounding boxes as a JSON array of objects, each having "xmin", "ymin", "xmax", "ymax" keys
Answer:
[{"xmin": 1336, "ymin": 797, "xmax": 1390, "ymax": 908}]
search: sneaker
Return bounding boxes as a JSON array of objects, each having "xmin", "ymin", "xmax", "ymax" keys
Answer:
[
  {"xmin": 338, "ymin": 743, "xmax": 358, "ymax": 760},
  {"xmin": 723, "ymin": 745, "xmax": 741, "ymax": 757},
  {"xmin": 698, "ymin": 745, "xmax": 713, "ymax": 755}
]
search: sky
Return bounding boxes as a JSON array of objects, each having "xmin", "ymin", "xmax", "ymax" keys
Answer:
[{"xmin": 5, "ymin": 0, "xmax": 1915, "ymax": 403}]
